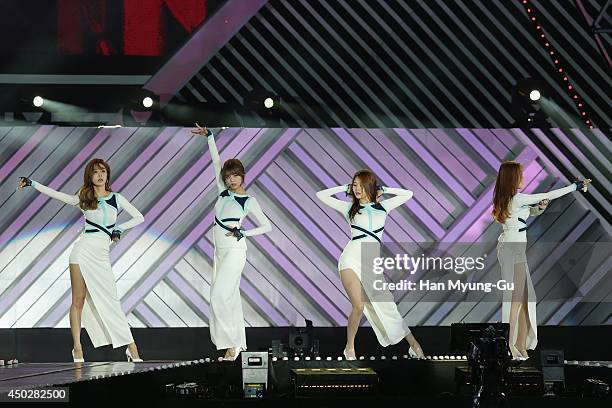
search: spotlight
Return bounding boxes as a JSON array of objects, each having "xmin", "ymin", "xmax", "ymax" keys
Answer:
[
  {"xmin": 242, "ymin": 90, "xmax": 286, "ymax": 126},
  {"xmin": 142, "ymin": 97, "xmax": 154, "ymax": 108},
  {"xmin": 512, "ymin": 78, "xmax": 550, "ymax": 127},
  {"xmin": 33, "ymin": 96, "xmax": 44, "ymax": 107},
  {"xmin": 124, "ymin": 90, "xmax": 159, "ymax": 125}
]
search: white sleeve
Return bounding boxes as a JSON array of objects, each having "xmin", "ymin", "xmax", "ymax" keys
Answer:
[
  {"xmin": 207, "ymin": 131, "xmax": 225, "ymax": 194},
  {"xmin": 514, "ymin": 184, "xmax": 577, "ymax": 207},
  {"xmin": 315, "ymin": 185, "xmax": 350, "ymax": 214},
  {"xmin": 115, "ymin": 193, "xmax": 144, "ymax": 232},
  {"xmin": 31, "ymin": 181, "xmax": 80, "ymax": 206},
  {"xmin": 380, "ymin": 187, "xmax": 414, "ymax": 211},
  {"xmin": 243, "ymin": 197, "xmax": 272, "ymax": 237}
]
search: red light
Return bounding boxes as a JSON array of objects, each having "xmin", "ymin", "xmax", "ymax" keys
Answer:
[
  {"xmin": 586, "ymin": 120, "xmax": 590, "ymax": 124},
  {"xmin": 527, "ymin": 8, "xmax": 532, "ymax": 12},
  {"xmin": 558, "ymin": 68, "xmax": 563, "ymax": 72},
  {"xmin": 582, "ymin": 112, "xmax": 586, "ymax": 116},
  {"xmin": 589, "ymin": 125, "xmax": 594, "ymax": 129},
  {"xmin": 573, "ymin": 95, "xmax": 578, "ymax": 99},
  {"xmin": 536, "ymin": 25, "xmax": 541, "ymax": 29},
  {"xmin": 563, "ymin": 76, "xmax": 568, "ymax": 81},
  {"xmin": 523, "ymin": 0, "xmax": 528, "ymax": 4},
  {"xmin": 545, "ymin": 42, "xmax": 549, "ymax": 47},
  {"xmin": 550, "ymin": 51, "xmax": 554, "ymax": 55},
  {"xmin": 541, "ymin": 34, "xmax": 545, "ymax": 38},
  {"xmin": 531, "ymin": 17, "xmax": 536, "ymax": 21},
  {"xmin": 578, "ymin": 103, "xmax": 583, "ymax": 107},
  {"xmin": 568, "ymin": 85, "xmax": 573, "ymax": 90},
  {"xmin": 554, "ymin": 59, "xmax": 559, "ymax": 64}
]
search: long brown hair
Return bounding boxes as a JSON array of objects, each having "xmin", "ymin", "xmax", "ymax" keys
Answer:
[
  {"xmin": 348, "ymin": 169, "xmax": 378, "ymax": 222},
  {"xmin": 78, "ymin": 159, "xmax": 112, "ymax": 210},
  {"xmin": 492, "ymin": 161, "xmax": 522, "ymax": 223},
  {"xmin": 221, "ymin": 159, "xmax": 245, "ymax": 187}
]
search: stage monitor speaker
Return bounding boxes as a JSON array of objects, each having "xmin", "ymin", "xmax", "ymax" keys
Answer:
[
  {"xmin": 241, "ymin": 352, "xmax": 268, "ymax": 398},
  {"xmin": 540, "ymin": 349, "xmax": 565, "ymax": 396}
]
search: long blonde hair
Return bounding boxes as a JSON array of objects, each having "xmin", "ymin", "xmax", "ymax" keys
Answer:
[{"xmin": 492, "ymin": 161, "xmax": 522, "ymax": 223}]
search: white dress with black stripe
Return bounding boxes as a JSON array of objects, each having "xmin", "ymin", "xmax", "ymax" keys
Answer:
[
  {"xmin": 206, "ymin": 132, "xmax": 271, "ymax": 351},
  {"xmin": 31, "ymin": 181, "xmax": 143, "ymax": 348},
  {"xmin": 497, "ymin": 183, "xmax": 578, "ymax": 354},
  {"xmin": 316, "ymin": 185, "xmax": 415, "ymax": 347}
]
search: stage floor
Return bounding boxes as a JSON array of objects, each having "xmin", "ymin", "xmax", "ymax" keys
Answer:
[
  {"xmin": 1, "ymin": 357, "xmax": 611, "ymax": 403},
  {"xmin": 1, "ymin": 326, "xmax": 611, "ymax": 406},
  {"xmin": 0, "ymin": 361, "xmax": 189, "ymax": 395}
]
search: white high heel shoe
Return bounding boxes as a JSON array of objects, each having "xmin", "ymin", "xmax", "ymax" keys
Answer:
[
  {"xmin": 125, "ymin": 348, "xmax": 143, "ymax": 362},
  {"xmin": 223, "ymin": 347, "xmax": 241, "ymax": 361},
  {"xmin": 510, "ymin": 345, "xmax": 529, "ymax": 361},
  {"xmin": 343, "ymin": 348, "xmax": 357, "ymax": 361},
  {"xmin": 409, "ymin": 346, "xmax": 425, "ymax": 359},
  {"xmin": 71, "ymin": 349, "xmax": 84, "ymax": 363}
]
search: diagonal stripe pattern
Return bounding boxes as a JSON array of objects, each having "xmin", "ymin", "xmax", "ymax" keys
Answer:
[
  {"xmin": 176, "ymin": 0, "xmax": 611, "ymax": 129},
  {"xmin": 0, "ymin": 126, "xmax": 609, "ymax": 329}
]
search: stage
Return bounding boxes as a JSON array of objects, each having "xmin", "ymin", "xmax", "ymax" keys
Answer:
[{"xmin": 1, "ymin": 326, "xmax": 610, "ymax": 406}]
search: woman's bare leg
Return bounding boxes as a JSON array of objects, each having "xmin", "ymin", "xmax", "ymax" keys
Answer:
[
  {"xmin": 69, "ymin": 264, "xmax": 87, "ymax": 359},
  {"xmin": 509, "ymin": 262, "xmax": 528, "ymax": 357},
  {"xmin": 127, "ymin": 342, "xmax": 140, "ymax": 359},
  {"xmin": 516, "ymin": 297, "xmax": 532, "ymax": 357},
  {"xmin": 340, "ymin": 268, "xmax": 365, "ymax": 358},
  {"xmin": 404, "ymin": 333, "xmax": 425, "ymax": 358}
]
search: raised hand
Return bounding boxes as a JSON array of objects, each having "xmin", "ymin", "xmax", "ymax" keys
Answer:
[
  {"xmin": 111, "ymin": 230, "xmax": 121, "ymax": 242},
  {"xmin": 225, "ymin": 226, "xmax": 245, "ymax": 241},
  {"xmin": 18, "ymin": 177, "xmax": 32, "ymax": 189},
  {"xmin": 191, "ymin": 123, "xmax": 210, "ymax": 137},
  {"xmin": 575, "ymin": 178, "xmax": 592, "ymax": 192}
]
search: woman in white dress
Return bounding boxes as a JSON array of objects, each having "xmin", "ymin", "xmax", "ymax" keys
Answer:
[
  {"xmin": 492, "ymin": 161, "xmax": 590, "ymax": 360},
  {"xmin": 192, "ymin": 124, "xmax": 272, "ymax": 361},
  {"xmin": 316, "ymin": 169, "xmax": 425, "ymax": 360},
  {"xmin": 18, "ymin": 158, "xmax": 144, "ymax": 362}
]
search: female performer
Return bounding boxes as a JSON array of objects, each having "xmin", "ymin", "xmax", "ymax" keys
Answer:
[
  {"xmin": 492, "ymin": 161, "xmax": 590, "ymax": 360},
  {"xmin": 192, "ymin": 124, "xmax": 272, "ymax": 361},
  {"xmin": 316, "ymin": 169, "xmax": 425, "ymax": 360},
  {"xmin": 18, "ymin": 159, "xmax": 144, "ymax": 362}
]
